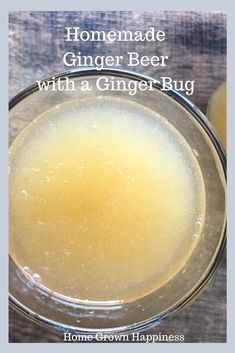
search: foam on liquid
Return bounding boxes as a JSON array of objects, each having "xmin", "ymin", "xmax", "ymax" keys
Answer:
[{"xmin": 9, "ymin": 97, "xmax": 205, "ymax": 303}]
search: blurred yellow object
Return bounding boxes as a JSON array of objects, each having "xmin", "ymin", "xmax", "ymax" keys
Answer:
[{"xmin": 207, "ymin": 81, "xmax": 226, "ymax": 150}]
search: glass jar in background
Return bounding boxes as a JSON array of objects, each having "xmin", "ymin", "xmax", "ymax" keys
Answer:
[{"xmin": 207, "ymin": 81, "xmax": 226, "ymax": 150}]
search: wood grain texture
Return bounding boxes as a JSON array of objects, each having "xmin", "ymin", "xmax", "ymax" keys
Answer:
[{"xmin": 9, "ymin": 11, "xmax": 226, "ymax": 343}]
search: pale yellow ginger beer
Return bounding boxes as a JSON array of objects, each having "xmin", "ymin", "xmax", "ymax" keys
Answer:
[{"xmin": 9, "ymin": 97, "xmax": 205, "ymax": 303}]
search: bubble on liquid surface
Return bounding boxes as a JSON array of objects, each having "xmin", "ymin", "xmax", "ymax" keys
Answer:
[
  {"xmin": 32, "ymin": 273, "xmax": 41, "ymax": 282},
  {"xmin": 21, "ymin": 189, "xmax": 28, "ymax": 197},
  {"xmin": 195, "ymin": 215, "xmax": 204, "ymax": 228},
  {"xmin": 22, "ymin": 266, "xmax": 30, "ymax": 273},
  {"xmin": 44, "ymin": 176, "xmax": 50, "ymax": 182}
]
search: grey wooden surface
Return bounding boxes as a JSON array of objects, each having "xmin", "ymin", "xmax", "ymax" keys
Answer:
[{"xmin": 9, "ymin": 11, "xmax": 226, "ymax": 343}]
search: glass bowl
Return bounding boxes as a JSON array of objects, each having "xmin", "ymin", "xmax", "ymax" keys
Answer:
[{"xmin": 9, "ymin": 68, "xmax": 226, "ymax": 335}]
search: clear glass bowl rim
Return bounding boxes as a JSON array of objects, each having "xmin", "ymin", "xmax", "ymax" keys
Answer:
[{"xmin": 9, "ymin": 68, "xmax": 227, "ymax": 336}]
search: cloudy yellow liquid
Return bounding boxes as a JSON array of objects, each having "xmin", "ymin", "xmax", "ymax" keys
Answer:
[{"xmin": 9, "ymin": 97, "xmax": 205, "ymax": 303}]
